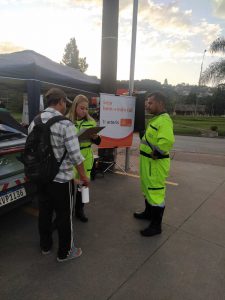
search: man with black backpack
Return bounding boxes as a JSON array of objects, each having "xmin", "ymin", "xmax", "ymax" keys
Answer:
[{"xmin": 27, "ymin": 88, "xmax": 89, "ymax": 262}]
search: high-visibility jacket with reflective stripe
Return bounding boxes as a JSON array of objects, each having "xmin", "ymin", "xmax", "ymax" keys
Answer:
[
  {"xmin": 139, "ymin": 113, "xmax": 174, "ymax": 206},
  {"xmin": 74, "ymin": 119, "xmax": 96, "ymax": 179},
  {"xmin": 140, "ymin": 113, "xmax": 174, "ymax": 157}
]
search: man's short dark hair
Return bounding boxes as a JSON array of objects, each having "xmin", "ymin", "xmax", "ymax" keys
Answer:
[
  {"xmin": 147, "ymin": 92, "xmax": 166, "ymax": 104},
  {"xmin": 45, "ymin": 88, "xmax": 67, "ymax": 106}
]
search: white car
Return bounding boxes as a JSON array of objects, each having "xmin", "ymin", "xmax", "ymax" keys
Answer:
[{"xmin": 0, "ymin": 111, "xmax": 37, "ymax": 214}]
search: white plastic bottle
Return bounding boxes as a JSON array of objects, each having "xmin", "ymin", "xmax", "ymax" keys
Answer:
[{"xmin": 80, "ymin": 186, "xmax": 89, "ymax": 203}]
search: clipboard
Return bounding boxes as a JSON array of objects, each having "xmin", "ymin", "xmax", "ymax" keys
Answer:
[{"xmin": 78, "ymin": 126, "xmax": 105, "ymax": 141}]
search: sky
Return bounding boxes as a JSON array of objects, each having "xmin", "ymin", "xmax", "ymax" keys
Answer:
[{"xmin": 0, "ymin": 0, "xmax": 225, "ymax": 86}]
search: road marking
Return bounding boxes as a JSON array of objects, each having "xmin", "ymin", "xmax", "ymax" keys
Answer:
[
  {"xmin": 165, "ymin": 180, "xmax": 179, "ymax": 186},
  {"xmin": 115, "ymin": 171, "xmax": 179, "ymax": 186},
  {"xmin": 115, "ymin": 171, "xmax": 138, "ymax": 178}
]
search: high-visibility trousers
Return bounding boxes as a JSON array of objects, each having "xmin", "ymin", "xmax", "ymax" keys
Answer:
[
  {"xmin": 140, "ymin": 155, "xmax": 170, "ymax": 206},
  {"xmin": 74, "ymin": 148, "xmax": 94, "ymax": 180}
]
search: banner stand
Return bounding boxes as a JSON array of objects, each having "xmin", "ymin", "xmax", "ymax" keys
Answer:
[
  {"xmin": 97, "ymin": 148, "xmax": 126, "ymax": 174},
  {"xmin": 97, "ymin": 93, "xmax": 135, "ymax": 174}
]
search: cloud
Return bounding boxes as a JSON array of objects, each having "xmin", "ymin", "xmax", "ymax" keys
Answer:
[
  {"xmin": 212, "ymin": 0, "xmax": 225, "ymax": 19},
  {"xmin": 135, "ymin": 35, "xmax": 191, "ymax": 60},
  {"xmin": 67, "ymin": 0, "xmax": 101, "ymax": 8},
  {"xmin": 193, "ymin": 19, "xmax": 222, "ymax": 45},
  {"xmin": 138, "ymin": 0, "xmax": 193, "ymax": 36},
  {"xmin": 167, "ymin": 39, "xmax": 192, "ymax": 53},
  {"xmin": 0, "ymin": 42, "xmax": 24, "ymax": 54},
  {"xmin": 0, "ymin": 0, "xmax": 223, "ymax": 85},
  {"xmin": 119, "ymin": 0, "xmax": 133, "ymax": 12},
  {"xmin": 119, "ymin": 0, "xmax": 222, "ymax": 59},
  {"xmin": 69, "ymin": 0, "xmax": 100, "ymax": 4},
  {"xmin": 129, "ymin": 0, "xmax": 221, "ymax": 46},
  {"xmin": 1, "ymin": 0, "xmax": 102, "ymax": 9}
]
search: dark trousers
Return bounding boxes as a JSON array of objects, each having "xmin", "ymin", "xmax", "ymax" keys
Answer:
[
  {"xmin": 38, "ymin": 180, "xmax": 74, "ymax": 259},
  {"xmin": 75, "ymin": 189, "xmax": 84, "ymax": 214}
]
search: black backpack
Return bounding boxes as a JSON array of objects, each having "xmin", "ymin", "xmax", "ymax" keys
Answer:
[{"xmin": 23, "ymin": 115, "xmax": 68, "ymax": 184}]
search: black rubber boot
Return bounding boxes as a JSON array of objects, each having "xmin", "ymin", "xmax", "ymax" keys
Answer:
[
  {"xmin": 140, "ymin": 206, "xmax": 165, "ymax": 237},
  {"xmin": 133, "ymin": 200, "xmax": 152, "ymax": 220},
  {"xmin": 75, "ymin": 190, "xmax": 88, "ymax": 223}
]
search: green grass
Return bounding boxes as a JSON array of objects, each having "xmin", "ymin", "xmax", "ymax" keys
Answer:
[
  {"xmin": 172, "ymin": 116, "xmax": 225, "ymax": 137},
  {"xmin": 146, "ymin": 115, "xmax": 225, "ymax": 137},
  {"xmin": 10, "ymin": 112, "xmax": 225, "ymax": 137}
]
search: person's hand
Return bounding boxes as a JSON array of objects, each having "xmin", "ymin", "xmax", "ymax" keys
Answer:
[
  {"xmin": 79, "ymin": 175, "xmax": 89, "ymax": 187},
  {"xmin": 90, "ymin": 133, "xmax": 98, "ymax": 140},
  {"xmin": 73, "ymin": 178, "xmax": 80, "ymax": 185}
]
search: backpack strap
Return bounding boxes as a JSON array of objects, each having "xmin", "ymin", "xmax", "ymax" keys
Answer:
[
  {"xmin": 46, "ymin": 115, "xmax": 71, "ymax": 165},
  {"xmin": 33, "ymin": 115, "xmax": 42, "ymax": 126},
  {"xmin": 42, "ymin": 115, "xmax": 71, "ymax": 165},
  {"xmin": 45, "ymin": 115, "xmax": 70, "ymax": 128},
  {"xmin": 34, "ymin": 114, "xmax": 70, "ymax": 127}
]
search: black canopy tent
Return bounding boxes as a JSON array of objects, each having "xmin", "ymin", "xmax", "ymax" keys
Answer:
[{"xmin": 0, "ymin": 50, "xmax": 100, "ymax": 122}]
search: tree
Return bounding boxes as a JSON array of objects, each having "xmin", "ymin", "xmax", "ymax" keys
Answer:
[
  {"xmin": 163, "ymin": 78, "xmax": 168, "ymax": 85},
  {"xmin": 185, "ymin": 93, "xmax": 197, "ymax": 104},
  {"xmin": 211, "ymin": 85, "xmax": 225, "ymax": 115},
  {"xmin": 79, "ymin": 57, "xmax": 88, "ymax": 73},
  {"xmin": 61, "ymin": 38, "xmax": 88, "ymax": 73},
  {"xmin": 201, "ymin": 37, "xmax": 225, "ymax": 85}
]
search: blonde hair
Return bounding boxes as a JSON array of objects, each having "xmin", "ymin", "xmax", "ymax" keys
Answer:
[{"xmin": 67, "ymin": 94, "xmax": 94, "ymax": 123}]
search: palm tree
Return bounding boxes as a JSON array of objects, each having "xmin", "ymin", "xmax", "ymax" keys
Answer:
[{"xmin": 200, "ymin": 37, "xmax": 225, "ymax": 85}]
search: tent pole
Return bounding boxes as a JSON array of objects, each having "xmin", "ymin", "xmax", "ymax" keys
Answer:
[{"xmin": 27, "ymin": 80, "xmax": 41, "ymax": 123}]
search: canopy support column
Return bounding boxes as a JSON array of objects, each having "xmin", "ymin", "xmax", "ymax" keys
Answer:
[{"xmin": 27, "ymin": 80, "xmax": 41, "ymax": 123}]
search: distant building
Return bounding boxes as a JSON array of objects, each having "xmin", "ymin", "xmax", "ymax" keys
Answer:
[
  {"xmin": 174, "ymin": 84, "xmax": 213, "ymax": 97},
  {"xmin": 174, "ymin": 104, "xmax": 206, "ymax": 115}
]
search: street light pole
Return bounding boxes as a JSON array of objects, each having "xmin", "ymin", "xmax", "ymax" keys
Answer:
[
  {"xmin": 198, "ymin": 49, "xmax": 207, "ymax": 86},
  {"xmin": 195, "ymin": 49, "xmax": 207, "ymax": 115}
]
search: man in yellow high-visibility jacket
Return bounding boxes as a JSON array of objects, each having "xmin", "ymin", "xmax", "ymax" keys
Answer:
[{"xmin": 134, "ymin": 92, "xmax": 175, "ymax": 236}]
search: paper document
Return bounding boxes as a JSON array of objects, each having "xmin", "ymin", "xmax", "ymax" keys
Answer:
[{"xmin": 78, "ymin": 126, "xmax": 105, "ymax": 141}]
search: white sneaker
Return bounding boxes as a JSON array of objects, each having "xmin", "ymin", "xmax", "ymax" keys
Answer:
[{"xmin": 57, "ymin": 247, "xmax": 82, "ymax": 262}]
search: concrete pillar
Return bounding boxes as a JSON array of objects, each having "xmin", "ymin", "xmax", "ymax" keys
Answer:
[{"xmin": 100, "ymin": 0, "xmax": 119, "ymax": 94}]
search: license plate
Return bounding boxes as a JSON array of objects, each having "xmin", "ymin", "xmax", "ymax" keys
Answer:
[{"xmin": 0, "ymin": 187, "xmax": 26, "ymax": 207}]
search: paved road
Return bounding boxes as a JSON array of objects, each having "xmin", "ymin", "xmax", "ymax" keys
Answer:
[
  {"xmin": 1, "ymin": 161, "xmax": 225, "ymax": 300},
  {"xmin": 1, "ymin": 134, "xmax": 225, "ymax": 300},
  {"xmin": 1, "ymin": 134, "xmax": 225, "ymax": 299},
  {"xmin": 131, "ymin": 133, "xmax": 225, "ymax": 156},
  {"xmin": 118, "ymin": 134, "xmax": 225, "ymax": 172},
  {"xmin": 174, "ymin": 135, "xmax": 225, "ymax": 155}
]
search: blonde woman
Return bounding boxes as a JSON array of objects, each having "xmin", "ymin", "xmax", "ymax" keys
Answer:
[{"xmin": 68, "ymin": 94, "xmax": 101, "ymax": 222}]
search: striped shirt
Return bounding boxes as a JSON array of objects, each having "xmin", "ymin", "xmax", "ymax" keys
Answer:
[{"xmin": 28, "ymin": 107, "xmax": 84, "ymax": 183}]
